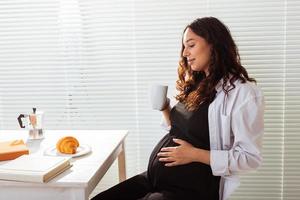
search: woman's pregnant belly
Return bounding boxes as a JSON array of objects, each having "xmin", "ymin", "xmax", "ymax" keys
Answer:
[{"xmin": 147, "ymin": 133, "xmax": 213, "ymax": 192}]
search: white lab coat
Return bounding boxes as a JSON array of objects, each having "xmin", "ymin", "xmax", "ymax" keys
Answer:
[
  {"xmin": 209, "ymin": 78, "xmax": 264, "ymax": 199},
  {"xmin": 161, "ymin": 78, "xmax": 265, "ymax": 200}
]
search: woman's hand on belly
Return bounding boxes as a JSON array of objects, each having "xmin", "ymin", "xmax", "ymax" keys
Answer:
[{"xmin": 157, "ymin": 138, "xmax": 211, "ymax": 167}]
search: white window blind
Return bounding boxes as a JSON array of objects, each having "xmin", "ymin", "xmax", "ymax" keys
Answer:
[
  {"xmin": 0, "ymin": 0, "xmax": 139, "ymax": 192},
  {"xmin": 284, "ymin": 0, "xmax": 300, "ymax": 199},
  {"xmin": 0, "ymin": 0, "xmax": 299, "ymax": 199}
]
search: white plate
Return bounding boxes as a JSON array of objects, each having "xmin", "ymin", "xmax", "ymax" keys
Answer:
[{"xmin": 44, "ymin": 144, "xmax": 92, "ymax": 158}]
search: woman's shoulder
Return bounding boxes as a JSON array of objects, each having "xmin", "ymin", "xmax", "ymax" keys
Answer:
[{"xmin": 232, "ymin": 79, "xmax": 264, "ymax": 99}]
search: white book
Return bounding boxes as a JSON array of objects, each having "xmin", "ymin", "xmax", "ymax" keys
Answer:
[{"xmin": 0, "ymin": 155, "xmax": 71, "ymax": 183}]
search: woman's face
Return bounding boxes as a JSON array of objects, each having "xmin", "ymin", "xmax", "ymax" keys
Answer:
[{"xmin": 182, "ymin": 28, "xmax": 212, "ymax": 75}]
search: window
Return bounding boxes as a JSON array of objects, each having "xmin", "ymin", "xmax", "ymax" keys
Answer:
[{"xmin": 0, "ymin": 0, "xmax": 299, "ymax": 199}]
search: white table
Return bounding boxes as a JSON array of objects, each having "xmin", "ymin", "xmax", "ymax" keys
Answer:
[{"xmin": 0, "ymin": 130, "xmax": 128, "ymax": 200}]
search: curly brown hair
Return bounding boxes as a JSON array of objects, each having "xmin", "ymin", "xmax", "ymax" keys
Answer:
[{"xmin": 176, "ymin": 17, "xmax": 256, "ymax": 111}]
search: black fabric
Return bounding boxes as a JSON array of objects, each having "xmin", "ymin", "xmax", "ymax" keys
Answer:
[
  {"xmin": 91, "ymin": 172, "xmax": 180, "ymax": 200},
  {"xmin": 147, "ymin": 99, "xmax": 220, "ymax": 200},
  {"xmin": 91, "ymin": 172, "xmax": 151, "ymax": 200},
  {"xmin": 92, "ymin": 96, "xmax": 220, "ymax": 200}
]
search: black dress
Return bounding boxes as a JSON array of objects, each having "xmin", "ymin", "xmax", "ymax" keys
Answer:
[
  {"xmin": 147, "ymin": 99, "xmax": 220, "ymax": 200},
  {"xmin": 91, "ymin": 98, "xmax": 220, "ymax": 200}
]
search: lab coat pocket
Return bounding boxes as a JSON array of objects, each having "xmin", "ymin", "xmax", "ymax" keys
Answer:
[{"xmin": 221, "ymin": 114, "xmax": 232, "ymax": 149}]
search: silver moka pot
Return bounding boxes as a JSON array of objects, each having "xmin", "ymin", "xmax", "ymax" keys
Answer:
[{"xmin": 17, "ymin": 108, "xmax": 44, "ymax": 139}]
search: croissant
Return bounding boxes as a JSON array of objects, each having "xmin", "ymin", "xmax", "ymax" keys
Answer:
[{"xmin": 56, "ymin": 136, "xmax": 79, "ymax": 154}]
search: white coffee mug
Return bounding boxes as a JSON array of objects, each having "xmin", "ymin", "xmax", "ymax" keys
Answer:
[{"xmin": 150, "ymin": 84, "xmax": 168, "ymax": 110}]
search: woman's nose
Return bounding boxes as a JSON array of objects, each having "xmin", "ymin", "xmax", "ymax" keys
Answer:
[{"xmin": 183, "ymin": 48, "xmax": 189, "ymax": 57}]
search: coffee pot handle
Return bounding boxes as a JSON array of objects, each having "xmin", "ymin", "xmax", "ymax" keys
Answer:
[{"xmin": 17, "ymin": 114, "xmax": 25, "ymax": 128}]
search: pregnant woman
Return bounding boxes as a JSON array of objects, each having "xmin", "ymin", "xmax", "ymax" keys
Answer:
[{"xmin": 91, "ymin": 16, "xmax": 265, "ymax": 200}]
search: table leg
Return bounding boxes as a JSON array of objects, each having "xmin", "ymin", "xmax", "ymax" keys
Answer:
[{"xmin": 118, "ymin": 142, "xmax": 126, "ymax": 182}]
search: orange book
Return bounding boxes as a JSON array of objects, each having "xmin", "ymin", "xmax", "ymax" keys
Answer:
[{"xmin": 0, "ymin": 140, "xmax": 29, "ymax": 161}]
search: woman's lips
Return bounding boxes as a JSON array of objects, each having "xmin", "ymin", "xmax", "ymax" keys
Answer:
[{"xmin": 188, "ymin": 58, "xmax": 195, "ymax": 65}]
